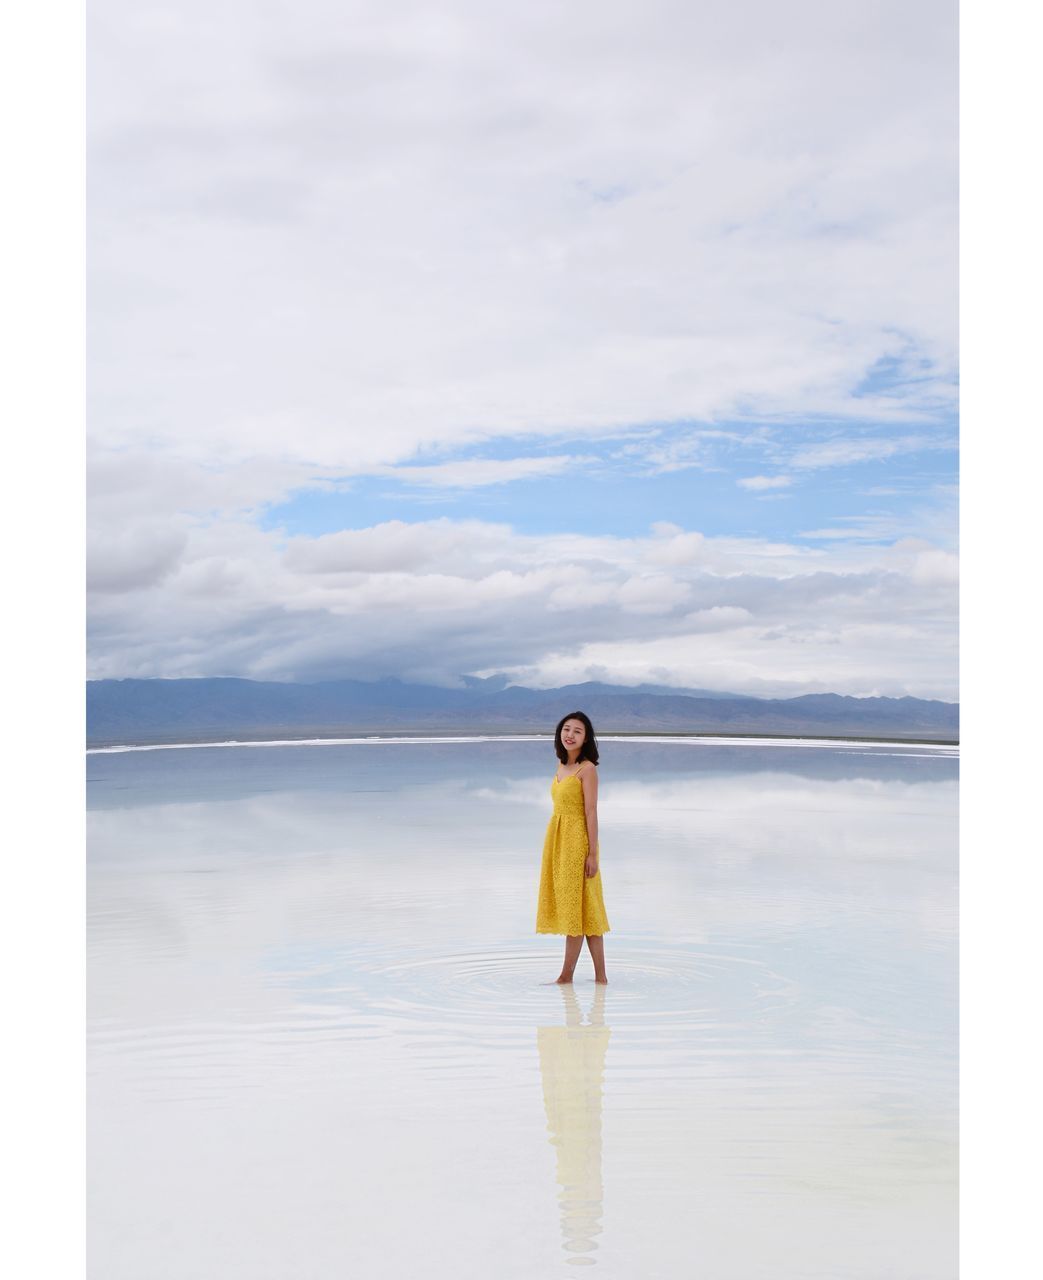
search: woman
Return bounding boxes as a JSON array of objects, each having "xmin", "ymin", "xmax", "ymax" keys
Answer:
[{"xmin": 536, "ymin": 711, "xmax": 610, "ymax": 983}]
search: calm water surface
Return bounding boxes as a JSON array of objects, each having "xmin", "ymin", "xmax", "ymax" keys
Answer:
[{"xmin": 87, "ymin": 737, "xmax": 958, "ymax": 1279}]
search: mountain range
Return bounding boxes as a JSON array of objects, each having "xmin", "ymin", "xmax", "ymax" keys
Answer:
[{"xmin": 86, "ymin": 677, "xmax": 959, "ymax": 745}]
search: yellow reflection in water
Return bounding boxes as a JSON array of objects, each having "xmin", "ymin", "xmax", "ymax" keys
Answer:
[{"xmin": 537, "ymin": 985, "xmax": 611, "ymax": 1266}]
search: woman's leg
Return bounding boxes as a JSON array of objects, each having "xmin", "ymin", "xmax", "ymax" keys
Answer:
[
  {"xmin": 555, "ymin": 935, "xmax": 584, "ymax": 982},
  {"xmin": 586, "ymin": 934, "xmax": 608, "ymax": 983}
]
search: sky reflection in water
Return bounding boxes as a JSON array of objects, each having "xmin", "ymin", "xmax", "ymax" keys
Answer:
[{"xmin": 88, "ymin": 738, "xmax": 957, "ymax": 1279}]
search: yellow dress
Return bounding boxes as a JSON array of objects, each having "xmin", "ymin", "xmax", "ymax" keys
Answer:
[{"xmin": 535, "ymin": 767, "xmax": 611, "ymax": 937}]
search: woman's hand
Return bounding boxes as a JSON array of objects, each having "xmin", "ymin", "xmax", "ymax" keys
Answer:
[{"xmin": 585, "ymin": 854, "xmax": 599, "ymax": 879}]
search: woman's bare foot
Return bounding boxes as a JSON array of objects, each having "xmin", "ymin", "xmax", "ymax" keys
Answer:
[
  {"xmin": 542, "ymin": 936, "xmax": 584, "ymax": 985},
  {"xmin": 585, "ymin": 936, "xmax": 608, "ymax": 986}
]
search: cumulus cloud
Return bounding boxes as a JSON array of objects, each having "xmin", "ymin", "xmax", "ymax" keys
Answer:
[
  {"xmin": 886, "ymin": 538, "xmax": 959, "ymax": 587},
  {"xmin": 85, "ymin": 1, "xmax": 957, "ymax": 698},
  {"xmin": 87, "ymin": 448, "xmax": 317, "ymax": 519},
  {"xmin": 617, "ymin": 574, "xmax": 692, "ymax": 614},
  {"xmin": 493, "ymin": 615, "xmax": 957, "ymax": 700},
  {"xmin": 87, "ymin": 525, "xmax": 188, "ymax": 593},
  {"xmin": 86, "ymin": 509, "xmax": 958, "ymax": 697},
  {"xmin": 282, "ymin": 518, "xmax": 500, "ymax": 574}
]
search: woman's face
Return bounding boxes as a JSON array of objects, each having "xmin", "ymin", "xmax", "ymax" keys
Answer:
[{"xmin": 561, "ymin": 719, "xmax": 586, "ymax": 754}]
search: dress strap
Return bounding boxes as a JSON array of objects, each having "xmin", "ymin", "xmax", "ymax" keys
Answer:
[{"xmin": 554, "ymin": 762, "xmax": 590, "ymax": 782}]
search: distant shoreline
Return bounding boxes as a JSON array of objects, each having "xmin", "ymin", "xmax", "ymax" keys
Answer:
[{"xmin": 87, "ymin": 730, "xmax": 959, "ymax": 755}]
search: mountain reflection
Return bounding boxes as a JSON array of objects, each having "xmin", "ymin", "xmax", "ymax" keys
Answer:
[{"xmin": 537, "ymin": 985, "xmax": 611, "ymax": 1266}]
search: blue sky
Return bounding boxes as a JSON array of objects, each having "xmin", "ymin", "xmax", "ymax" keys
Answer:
[
  {"xmin": 259, "ymin": 419, "xmax": 957, "ymax": 544},
  {"xmin": 86, "ymin": 0, "xmax": 958, "ymax": 699}
]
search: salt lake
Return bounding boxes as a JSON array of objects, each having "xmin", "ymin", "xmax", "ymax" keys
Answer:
[{"xmin": 87, "ymin": 736, "xmax": 958, "ymax": 1279}]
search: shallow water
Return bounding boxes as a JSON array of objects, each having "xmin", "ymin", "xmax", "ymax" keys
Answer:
[{"xmin": 87, "ymin": 738, "xmax": 957, "ymax": 1279}]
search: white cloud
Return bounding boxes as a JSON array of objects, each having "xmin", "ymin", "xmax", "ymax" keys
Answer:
[
  {"xmin": 614, "ymin": 429, "xmax": 739, "ymax": 476},
  {"xmin": 796, "ymin": 505, "xmax": 957, "ymax": 542},
  {"xmin": 87, "ymin": 525, "xmax": 188, "ymax": 593},
  {"xmin": 87, "ymin": 447, "xmax": 319, "ymax": 520},
  {"xmin": 84, "ymin": 2, "xmax": 957, "ymax": 697},
  {"xmin": 89, "ymin": 0, "xmax": 957, "ymax": 470},
  {"xmin": 738, "ymin": 475, "xmax": 793, "ymax": 490},
  {"xmin": 886, "ymin": 538, "xmax": 959, "ymax": 587},
  {"xmin": 374, "ymin": 454, "xmax": 587, "ymax": 487},
  {"xmin": 86, "ymin": 511, "xmax": 958, "ymax": 697},
  {"xmin": 495, "ymin": 616, "xmax": 957, "ymax": 700},
  {"xmin": 617, "ymin": 574, "xmax": 692, "ymax": 614},
  {"xmin": 790, "ymin": 434, "xmax": 945, "ymax": 470},
  {"xmin": 682, "ymin": 605, "xmax": 754, "ymax": 631},
  {"xmin": 798, "ymin": 525, "xmax": 892, "ymax": 541},
  {"xmin": 283, "ymin": 518, "xmax": 503, "ymax": 574},
  {"xmin": 546, "ymin": 576, "xmax": 617, "ymax": 612}
]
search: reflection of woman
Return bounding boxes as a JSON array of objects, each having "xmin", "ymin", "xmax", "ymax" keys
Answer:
[
  {"xmin": 536, "ymin": 711, "xmax": 610, "ymax": 984},
  {"xmin": 537, "ymin": 984, "xmax": 610, "ymax": 1265}
]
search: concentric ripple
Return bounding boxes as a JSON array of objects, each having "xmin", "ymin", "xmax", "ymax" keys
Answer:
[{"xmin": 264, "ymin": 939, "xmax": 801, "ymax": 1046}]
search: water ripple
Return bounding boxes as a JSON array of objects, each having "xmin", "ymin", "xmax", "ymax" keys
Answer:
[{"xmin": 287, "ymin": 941, "xmax": 804, "ymax": 1040}]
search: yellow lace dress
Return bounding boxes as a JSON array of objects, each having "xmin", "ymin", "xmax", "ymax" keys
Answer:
[{"xmin": 535, "ymin": 766, "xmax": 611, "ymax": 936}]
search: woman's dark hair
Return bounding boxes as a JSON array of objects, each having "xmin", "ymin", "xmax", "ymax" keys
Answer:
[{"xmin": 554, "ymin": 711, "xmax": 599, "ymax": 765}]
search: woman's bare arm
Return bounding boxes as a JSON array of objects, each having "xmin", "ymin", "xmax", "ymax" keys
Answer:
[{"xmin": 580, "ymin": 766, "xmax": 599, "ymax": 877}]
